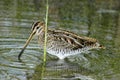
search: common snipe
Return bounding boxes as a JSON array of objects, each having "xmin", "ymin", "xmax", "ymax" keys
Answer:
[{"xmin": 18, "ymin": 21, "xmax": 105, "ymax": 60}]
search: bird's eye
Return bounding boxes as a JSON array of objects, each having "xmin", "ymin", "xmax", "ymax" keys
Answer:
[{"xmin": 36, "ymin": 27, "xmax": 39, "ymax": 29}]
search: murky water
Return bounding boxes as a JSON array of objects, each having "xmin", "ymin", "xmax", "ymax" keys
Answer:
[{"xmin": 0, "ymin": 0, "xmax": 120, "ymax": 80}]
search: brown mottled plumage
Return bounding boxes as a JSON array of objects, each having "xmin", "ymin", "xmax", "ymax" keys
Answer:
[{"xmin": 18, "ymin": 21, "xmax": 105, "ymax": 60}]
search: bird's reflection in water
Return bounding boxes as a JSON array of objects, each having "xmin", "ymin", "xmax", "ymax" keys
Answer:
[{"xmin": 28, "ymin": 59, "xmax": 93, "ymax": 80}]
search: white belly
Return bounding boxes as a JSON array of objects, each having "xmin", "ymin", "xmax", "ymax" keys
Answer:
[
  {"xmin": 47, "ymin": 49, "xmax": 82, "ymax": 59},
  {"xmin": 47, "ymin": 46, "xmax": 93, "ymax": 59}
]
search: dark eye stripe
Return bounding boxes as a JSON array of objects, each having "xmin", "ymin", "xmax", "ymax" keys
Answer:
[{"xmin": 32, "ymin": 21, "xmax": 40, "ymax": 30}]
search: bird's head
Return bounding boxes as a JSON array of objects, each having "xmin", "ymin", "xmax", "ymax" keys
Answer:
[{"xmin": 31, "ymin": 21, "xmax": 45, "ymax": 35}]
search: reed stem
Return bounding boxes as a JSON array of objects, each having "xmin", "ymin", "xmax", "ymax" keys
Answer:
[{"xmin": 43, "ymin": 0, "xmax": 49, "ymax": 62}]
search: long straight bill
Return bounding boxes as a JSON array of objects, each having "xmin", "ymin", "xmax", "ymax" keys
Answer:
[{"xmin": 18, "ymin": 32, "xmax": 35, "ymax": 61}]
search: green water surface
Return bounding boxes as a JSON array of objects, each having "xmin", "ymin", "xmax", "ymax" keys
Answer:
[{"xmin": 0, "ymin": 0, "xmax": 120, "ymax": 80}]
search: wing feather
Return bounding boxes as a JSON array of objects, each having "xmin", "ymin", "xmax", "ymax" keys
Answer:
[{"xmin": 48, "ymin": 29, "xmax": 97, "ymax": 50}]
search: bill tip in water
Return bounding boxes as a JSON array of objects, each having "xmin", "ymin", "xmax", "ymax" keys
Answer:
[{"xmin": 18, "ymin": 49, "xmax": 25, "ymax": 61}]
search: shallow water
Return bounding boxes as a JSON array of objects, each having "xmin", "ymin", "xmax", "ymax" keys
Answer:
[{"xmin": 0, "ymin": 0, "xmax": 120, "ymax": 80}]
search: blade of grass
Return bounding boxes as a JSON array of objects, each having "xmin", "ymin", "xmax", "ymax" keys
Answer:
[
  {"xmin": 43, "ymin": 0, "xmax": 49, "ymax": 62},
  {"xmin": 41, "ymin": 0, "xmax": 49, "ymax": 80}
]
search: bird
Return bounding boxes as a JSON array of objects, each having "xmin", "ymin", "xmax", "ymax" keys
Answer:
[{"xmin": 18, "ymin": 21, "xmax": 105, "ymax": 61}]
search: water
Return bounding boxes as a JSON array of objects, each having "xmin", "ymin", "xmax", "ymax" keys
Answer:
[{"xmin": 0, "ymin": 0, "xmax": 120, "ymax": 80}]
